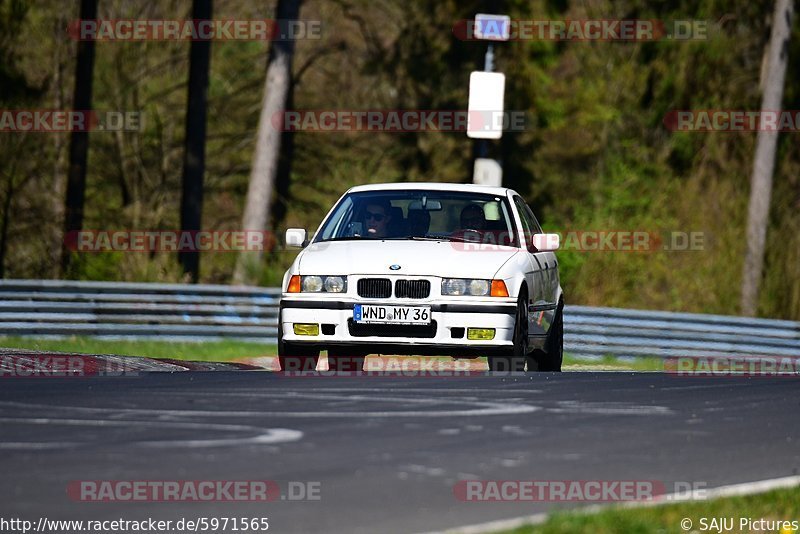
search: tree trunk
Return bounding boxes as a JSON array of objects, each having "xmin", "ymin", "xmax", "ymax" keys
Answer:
[
  {"xmin": 0, "ymin": 169, "xmax": 17, "ymax": 279},
  {"xmin": 233, "ymin": 0, "xmax": 303, "ymax": 285},
  {"xmin": 271, "ymin": 85, "xmax": 295, "ymax": 229},
  {"xmin": 741, "ymin": 0, "xmax": 794, "ymax": 316},
  {"xmin": 50, "ymin": 13, "xmax": 68, "ymax": 278},
  {"xmin": 179, "ymin": 0, "xmax": 213, "ymax": 283},
  {"xmin": 60, "ymin": 0, "xmax": 97, "ymax": 275}
]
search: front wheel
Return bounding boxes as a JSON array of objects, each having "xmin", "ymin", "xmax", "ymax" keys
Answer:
[
  {"xmin": 278, "ymin": 342, "xmax": 320, "ymax": 372},
  {"xmin": 327, "ymin": 347, "xmax": 366, "ymax": 372},
  {"xmin": 488, "ymin": 294, "xmax": 527, "ymax": 373},
  {"xmin": 277, "ymin": 311, "xmax": 320, "ymax": 371},
  {"xmin": 528, "ymin": 304, "xmax": 563, "ymax": 372}
]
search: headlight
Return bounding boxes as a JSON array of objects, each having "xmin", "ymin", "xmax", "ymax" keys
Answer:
[
  {"xmin": 323, "ymin": 276, "xmax": 345, "ymax": 293},
  {"xmin": 442, "ymin": 278, "xmax": 492, "ymax": 296},
  {"xmin": 300, "ymin": 275, "xmax": 347, "ymax": 293},
  {"xmin": 442, "ymin": 278, "xmax": 467, "ymax": 295},
  {"xmin": 468, "ymin": 279, "xmax": 489, "ymax": 296},
  {"xmin": 302, "ymin": 276, "xmax": 323, "ymax": 292}
]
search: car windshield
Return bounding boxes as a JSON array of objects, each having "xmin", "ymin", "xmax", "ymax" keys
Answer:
[{"xmin": 314, "ymin": 190, "xmax": 518, "ymax": 247}]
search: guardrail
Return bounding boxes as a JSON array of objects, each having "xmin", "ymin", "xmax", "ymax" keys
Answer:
[
  {"xmin": 0, "ymin": 279, "xmax": 280, "ymax": 343},
  {"xmin": 1, "ymin": 280, "xmax": 798, "ymax": 359}
]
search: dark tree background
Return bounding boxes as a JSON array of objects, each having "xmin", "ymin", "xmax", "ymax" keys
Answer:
[{"xmin": 1, "ymin": 0, "xmax": 799, "ymax": 320}]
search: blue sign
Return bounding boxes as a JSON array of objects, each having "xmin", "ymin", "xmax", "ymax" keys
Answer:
[{"xmin": 474, "ymin": 14, "xmax": 511, "ymax": 41}]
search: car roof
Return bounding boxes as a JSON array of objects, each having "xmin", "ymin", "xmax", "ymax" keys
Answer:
[{"xmin": 347, "ymin": 182, "xmax": 517, "ymax": 197}]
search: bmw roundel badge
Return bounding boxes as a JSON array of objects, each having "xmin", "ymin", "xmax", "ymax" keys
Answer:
[{"xmin": 389, "ymin": 264, "xmax": 401, "ymax": 270}]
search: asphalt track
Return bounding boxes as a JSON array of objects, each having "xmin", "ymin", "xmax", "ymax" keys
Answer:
[{"xmin": 1, "ymin": 369, "xmax": 799, "ymax": 533}]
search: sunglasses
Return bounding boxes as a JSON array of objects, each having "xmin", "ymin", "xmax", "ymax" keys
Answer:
[{"xmin": 365, "ymin": 211, "xmax": 385, "ymax": 222}]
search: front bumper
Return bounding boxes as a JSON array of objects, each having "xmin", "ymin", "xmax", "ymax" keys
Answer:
[{"xmin": 280, "ymin": 296, "xmax": 517, "ymax": 354}]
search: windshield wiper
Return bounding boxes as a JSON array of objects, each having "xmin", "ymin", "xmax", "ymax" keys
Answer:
[{"xmin": 385, "ymin": 235, "xmax": 451, "ymax": 241}]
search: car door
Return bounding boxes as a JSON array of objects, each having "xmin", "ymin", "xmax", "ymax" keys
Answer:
[
  {"xmin": 513, "ymin": 196, "xmax": 558, "ymax": 336},
  {"xmin": 511, "ymin": 196, "xmax": 544, "ymax": 336},
  {"xmin": 524, "ymin": 203, "xmax": 559, "ymax": 309}
]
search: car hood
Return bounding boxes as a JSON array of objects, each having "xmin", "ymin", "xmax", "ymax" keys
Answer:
[{"xmin": 297, "ymin": 239, "xmax": 519, "ymax": 279}]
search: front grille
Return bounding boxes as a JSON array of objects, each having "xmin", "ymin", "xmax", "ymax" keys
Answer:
[
  {"xmin": 348, "ymin": 319, "xmax": 437, "ymax": 338},
  {"xmin": 357, "ymin": 278, "xmax": 392, "ymax": 298},
  {"xmin": 395, "ymin": 279, "xmax": 431, "ymax": 299}
]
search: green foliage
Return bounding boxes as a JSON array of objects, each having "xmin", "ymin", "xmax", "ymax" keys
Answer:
[
  {"xmin": 0, "ymin": 0, "xmax": 798, "ymax": 320},
  {"xmin": 500, "ymin": 485, "xmax": 800, "ymax": 534},
  {"xmin": 0, "ymin": 336, "xmax": 274, "ymax": 361}
]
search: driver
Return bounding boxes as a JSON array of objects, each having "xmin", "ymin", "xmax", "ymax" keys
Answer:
[{"xmin": 362, "ymin": 201, "xmax": 392, "ymax": 238}]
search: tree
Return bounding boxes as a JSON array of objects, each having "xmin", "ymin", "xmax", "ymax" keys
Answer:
[
  {"xmin": 179, "ymin": 0, "xmax": 213, "ymax": 283},
  {"xmin": 61, "ymin": 0, "xmax": 97, "ymax": 274},
  {"xmin": 233, "ymin": 0, "xmax": 303, "ymax": 285},
  {"xmin": 741, "ymin": 0, "xmax": 794, "ymax": 316}
]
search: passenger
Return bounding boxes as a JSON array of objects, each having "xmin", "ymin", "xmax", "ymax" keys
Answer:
[{"xmin": 459, "ymin": 204, "xmax": 486, "ymax": 231}]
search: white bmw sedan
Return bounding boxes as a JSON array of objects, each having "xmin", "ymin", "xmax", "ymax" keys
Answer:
[{"xmin": 279, "ymin": 182, "xmax": 563, "ymax": 372}]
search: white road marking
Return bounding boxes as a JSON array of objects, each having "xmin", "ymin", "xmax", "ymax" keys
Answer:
[
  {"xmin": 403, "ymin": 464, "xmax": 446, "ymax": 477},
  {"xmin": 0, "ymin": 441, "xmax": 81, "ymax": 450},
  {"xmin": 0, "ymin": 395, "xmax": 541, "ymax": 418},
  {"xmin": 421, "ymin": 475, "xmax": 800, "ymax": 534},
  {"xmin": 547, "ymin": 400, "xmax": 674, "ymax": 415},
  {"xmin": 152, "ymin": 387, "xmax": 545, "ymax": 395},
  {"xmin": 137, "ymin": 429, "xmax": 303, "ymax": 448},
  {"xmin": 0, "ymin": 416, "xmax": 302, "ymax": 449},
  {"xmin": 500, "ymin": 425, "xmax": 529, "ymax": 436}
]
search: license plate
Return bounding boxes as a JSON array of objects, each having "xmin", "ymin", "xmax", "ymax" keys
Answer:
[{"xmin": 353, "ymin": 304, "xmax": 431, "ymax": 325}]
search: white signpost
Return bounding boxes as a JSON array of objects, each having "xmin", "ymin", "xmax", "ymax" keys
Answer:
[
  {"xmin": 468, "ymin": 14, "xmax": 510, "ymax": 185},
  {"xmin": 467, "ymin": 71, "xmax": 506, "ymax": 140},
  {"xmin": 473, "ymin": 158, "xmax": 503, "ymax": 187}
]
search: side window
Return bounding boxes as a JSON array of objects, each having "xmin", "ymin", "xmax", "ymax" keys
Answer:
[
  {"xmin": 318, "ymin": 197, "xmax": 354, "ymax": 240},
  {"xmin": 524, "ymin": 204, "xmax": 543, "ymax": 234},
  {"xmin": 513, "ymin": 197, "xmax": 536, "ymax": 251}
]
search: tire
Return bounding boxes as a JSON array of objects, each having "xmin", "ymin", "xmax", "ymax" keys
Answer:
[
  {"xmin": 327, "ymin": 346, "xmax": 366, "ymax": 373},
  {"xmin": 278, "ymin": 343, "xmax": 320, "ymax": 372},
  {"xmin": 277, "ymin": 308, "xmax": 320, "ymax": 372},
  {"xmin": 528, "ymin": 303, "xmax": 563, "ymax": 372},
  {"xmin": 488, "ymin": 292, "xmax": 527, "ymax": 373}
]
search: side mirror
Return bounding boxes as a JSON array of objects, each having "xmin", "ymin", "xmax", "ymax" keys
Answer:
[
  {"xmin": 285, "ymin": 228, "xmax": 307, "ymax": 248},
  {"xmin": 531, "ymin": 233, "xmax": 560, "ymax": 252}
]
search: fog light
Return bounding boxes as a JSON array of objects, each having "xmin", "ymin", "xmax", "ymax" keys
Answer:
[
  {"xmin": 467, "ymin": 328, "xmax": 495, "ymax": 340},
  {"xmin": 293, "ymin": 323, "xmax": 319, "ymax": 336}
]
